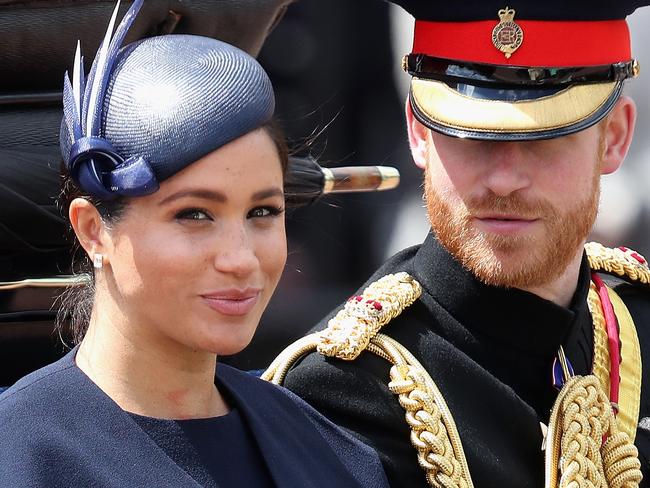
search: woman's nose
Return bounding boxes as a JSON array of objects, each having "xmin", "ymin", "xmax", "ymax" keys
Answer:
[{"xmin": 212, "ymin": 224, "xmax": 259, "ymax": 278}]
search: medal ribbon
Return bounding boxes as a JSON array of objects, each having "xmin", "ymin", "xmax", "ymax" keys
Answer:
[
  {"xmin": 553, "ymin": 275, "xmax": 642, "ymax": 442},
  {"xmin": 591, "ymin": 273, "xmax": 621, "ymax": 409}
]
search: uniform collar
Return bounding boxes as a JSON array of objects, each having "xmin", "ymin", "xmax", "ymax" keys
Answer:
[{"xmin": 411, "ymin": 232, "xmax": 592, "ymax": 360}]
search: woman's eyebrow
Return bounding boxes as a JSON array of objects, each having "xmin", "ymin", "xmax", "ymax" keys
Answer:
[
  {"xmin": 252, "ymin": 187, "xmax": 284, "ymax": 201},
  {"xmin": 158, "ymin": 189, "xmax": 227, "ymax": 206},
  {"xmin": 158, "ymin": 187, "xmax": 284, "ymax": 206}
]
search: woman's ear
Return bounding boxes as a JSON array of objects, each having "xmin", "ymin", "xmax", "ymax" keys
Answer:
[
  {"xmin": 405, "ymin": 97, "xmax": 430, "ymax": 170},
  {"xmin": 600, "ymin": 96, "xmax": 636, "ymax": 175},
  {"xmin": 69, "ymin": 198, "xmax": 110, "ymax": 267}
]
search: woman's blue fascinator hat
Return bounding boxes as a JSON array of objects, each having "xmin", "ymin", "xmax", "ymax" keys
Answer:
[{"xmin": 60, "ymin": 0, "xmax": 275, "ymax": 200}]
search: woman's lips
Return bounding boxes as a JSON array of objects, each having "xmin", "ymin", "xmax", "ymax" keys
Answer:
[{"xmin": 200, "ymin": 289, "xmax": 261, "ymax": 316}]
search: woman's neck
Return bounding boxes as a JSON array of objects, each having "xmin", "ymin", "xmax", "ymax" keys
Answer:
[{"xmin": 76, "ymin": 297, "xmax": 229, "ymax": 420}]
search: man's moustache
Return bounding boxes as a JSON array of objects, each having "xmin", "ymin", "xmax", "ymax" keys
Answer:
[{"xmin": 465, "ymin": 194, "xmax": 553, "ymax": 220}]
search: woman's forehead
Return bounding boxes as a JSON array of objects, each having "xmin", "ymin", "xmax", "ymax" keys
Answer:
[{"xmin": 154, "ymin": 131, "xmax": 284, "ymax": 199}]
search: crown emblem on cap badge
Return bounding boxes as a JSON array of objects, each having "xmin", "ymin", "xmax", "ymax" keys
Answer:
[{"xmin": 492, "ymin": 7, "xmax": 524, "ymax": 58}]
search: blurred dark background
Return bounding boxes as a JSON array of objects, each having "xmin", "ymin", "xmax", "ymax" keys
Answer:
[
  {"xmin": 1, "ymin": 0, "xmax": 648, "ymax": 384},
  {"xmin": 235, "ymin": 0, "xmax": 416, "ymax": 369}
]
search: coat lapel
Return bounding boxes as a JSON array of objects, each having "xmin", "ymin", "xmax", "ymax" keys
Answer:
[{"xmin": 217, "ymin": 364, "xmax": 362, "ymax": 488}]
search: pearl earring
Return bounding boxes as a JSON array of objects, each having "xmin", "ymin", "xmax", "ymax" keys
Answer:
[{"xmin": 93, "ymin": 253, "xmax": 104, "ymax": 269}]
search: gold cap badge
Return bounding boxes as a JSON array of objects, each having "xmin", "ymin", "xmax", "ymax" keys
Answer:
[{"xmin": 492, "ymin": 7, "xmax": 524, "ymax": 58}]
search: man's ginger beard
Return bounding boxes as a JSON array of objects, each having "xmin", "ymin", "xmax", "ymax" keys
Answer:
[{"xmin": 424, "ymin": 141, "xmax": 603, "ymax": 289}]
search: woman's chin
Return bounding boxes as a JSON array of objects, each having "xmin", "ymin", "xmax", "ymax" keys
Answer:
[
  {"xmin": 180, "ymin": 311, "xmax": 261, "ymax": 357},
  {"xmin": 194, "ymin": 332, "xmax": 255, "ymax": 357}
]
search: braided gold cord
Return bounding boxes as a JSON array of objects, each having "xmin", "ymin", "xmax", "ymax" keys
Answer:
[
  {"xmin": 586, "ymin": 280, "xmax": 642, "ymax": 443},
  {"xmin": 264, "ymin": 328, "xmax": 475, "ymax": 488},
  {"xmin": 545, "ymin": 375, "xmax": 642, "ymax": 488},
  {"xmin": 372, "ymin": 334, "xmax": 473, "ymax": 488},
  {"xmin": 318, "ymin": 272, "xmax": 422, "ymax": 360},
  {"xmin": 261, "ymin": 333, "xmax": 321, "ymax": 384},
  {"xmin": 602, "ymin": 434, "xmax": 644, "ymax": 487},
  {"xmin": 585, "ymin": 242, "xmax": 650, "ymax": 285}
]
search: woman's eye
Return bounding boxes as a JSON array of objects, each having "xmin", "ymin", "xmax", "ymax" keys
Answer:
[
  {"xmin": 175, "ymin": 209, "xmax": 212, "ymax": 221},
  {"xmin": 248, "ymin": 206, "xmax": 284, "ymax": 219}
]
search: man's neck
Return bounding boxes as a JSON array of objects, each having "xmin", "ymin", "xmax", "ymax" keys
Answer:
[{"xmin": 518, "ymin": 246, "xmax": 585, "ymax": 308}]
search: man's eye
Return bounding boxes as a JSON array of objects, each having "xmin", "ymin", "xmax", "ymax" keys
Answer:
[
  {"xmin": 175, "ymin": 209, "xmax": 211, "ymax": 221},
  {"xmin": 248, "ymin": 206, "xmax": 284, "ymax": 219}
]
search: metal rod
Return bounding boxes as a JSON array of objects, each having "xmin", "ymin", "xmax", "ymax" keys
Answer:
[
  {"xmin": 0, "ymin": 92, "xmax": 63, "ymax": 106},
  {"xmin": 0, "ymin": 276, "xmax": 87, "ymax": 290},
  {"xmin": 323, "ymin": 166, "xmax": 400, "ymax": 194}
]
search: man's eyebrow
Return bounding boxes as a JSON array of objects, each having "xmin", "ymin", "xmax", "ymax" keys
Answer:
[{"xmin": 158, "ymin": 189, "xmax": 227, "ymax": 206}]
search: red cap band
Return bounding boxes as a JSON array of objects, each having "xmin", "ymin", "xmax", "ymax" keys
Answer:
[{"xmin": 413, "ymin": 19, "xmax": 631, "ymax": 67}]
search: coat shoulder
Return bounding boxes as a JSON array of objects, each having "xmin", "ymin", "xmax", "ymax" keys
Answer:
[{"xmin": 0, "ymin": 352, "xmax": 75, "ymax": 413}]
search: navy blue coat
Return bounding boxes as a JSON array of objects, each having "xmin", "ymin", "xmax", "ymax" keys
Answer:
[{"xmin": 0, "ymin": 350, "xmax": 388, "ymax": 487}]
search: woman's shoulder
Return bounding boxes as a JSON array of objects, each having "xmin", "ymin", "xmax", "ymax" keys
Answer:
[
  {"xmin": 0, "ymin": 351, "xmax": 76, "ymax": 413},
  {"xmin": 0, "ymin": 350, "xmax": 80, "ymax": 482}
]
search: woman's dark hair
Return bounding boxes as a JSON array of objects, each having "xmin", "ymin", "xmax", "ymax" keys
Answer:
[{"xmin": 56, "ymin": 120, "xmax": 289, "ymax": 345}]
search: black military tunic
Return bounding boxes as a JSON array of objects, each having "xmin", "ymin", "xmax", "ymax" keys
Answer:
[{"xmin": 283, "ymin": 233, "xmax": 650, "ymax": 488}]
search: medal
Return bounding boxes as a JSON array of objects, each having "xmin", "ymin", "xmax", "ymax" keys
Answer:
[{"xmin": 492, "ymin": 7, "xmax": 524, "ymax": 59}]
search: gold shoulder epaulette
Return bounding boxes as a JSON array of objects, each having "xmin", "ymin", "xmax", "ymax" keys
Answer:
[
  {"xmin": 261, "ymin": 272, "xmax": 422, "ymax": 383},
  {"xmin": 317, "ymin": 272, "xmax": 422, "ymax": 360},
  {"xmin": 585, "ymin": 242, "xmax": 650, "ymax": 286}
]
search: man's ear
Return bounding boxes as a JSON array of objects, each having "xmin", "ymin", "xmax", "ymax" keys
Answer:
[
  {"xmin": 600, "ymin": 96, "xmax": 636, "ymax": 175},
  {"xmin": 69, "ymin": 198, "xmax": 110, "ymax": 266},
  {"xmin": 405, "ymin": 97, "xmax": 430, "ymax": 169}
]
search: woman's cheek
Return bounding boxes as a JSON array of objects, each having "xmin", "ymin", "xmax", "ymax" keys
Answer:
[
  {"xmin": 259, "ymin": 226, "xmax": 287, "ymax": 285},
  {"xmin": 116, "ymin": 229, "xmax": 191, "ymax": 296}
]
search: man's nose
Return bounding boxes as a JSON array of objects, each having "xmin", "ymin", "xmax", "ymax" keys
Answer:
[{"xmin": 482, "ymin": 143, "xmax": 532, "ymax": 197}]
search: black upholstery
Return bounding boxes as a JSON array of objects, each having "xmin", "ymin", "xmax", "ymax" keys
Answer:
[{"xmin": 0, "ymin": 0, "xmax": 292, "ymax": 93}]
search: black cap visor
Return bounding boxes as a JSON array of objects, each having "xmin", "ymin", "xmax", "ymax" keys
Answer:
[{"xmin": 409, "ymin": 77, "xmax": 623, "ymax": 141}]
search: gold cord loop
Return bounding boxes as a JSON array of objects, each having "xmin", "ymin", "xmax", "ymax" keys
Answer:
[
  {"xmin": 545, "ymin": 375, "xmax": 642, "ymax": 488},
  {"xmin": 371, "ymin": 335, "xmax": 473, "ymax": 488}
]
